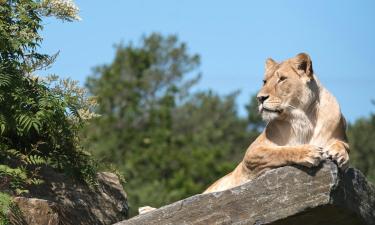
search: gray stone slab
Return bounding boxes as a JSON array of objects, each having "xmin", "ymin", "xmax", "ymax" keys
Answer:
[{"xmin": 115, "ymin": 161, "xmax": 375, "ymax": 225}]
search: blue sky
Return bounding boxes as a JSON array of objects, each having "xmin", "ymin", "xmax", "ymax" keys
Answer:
[{"xmin": 39, "ymin": 0, "xmax": 375, "ymax": 122}]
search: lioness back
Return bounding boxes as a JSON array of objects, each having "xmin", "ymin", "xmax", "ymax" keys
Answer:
[{"xmin": 204, "ymin": 53, "xmax": 349, "ymax": 193}]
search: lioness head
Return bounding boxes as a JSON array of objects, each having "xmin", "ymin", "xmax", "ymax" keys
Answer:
[{"xmin": 257, "ymin": 53, "xmax": 319, "ymax": 122}]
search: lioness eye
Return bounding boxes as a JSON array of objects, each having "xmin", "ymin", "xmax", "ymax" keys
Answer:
[
  {"xmin": 279, "ymin": 76, "xmax": 287, "ymax": 82},
  {"xmin": 263, "ymin": 80, "xmax": 267, "ymax": 85}
]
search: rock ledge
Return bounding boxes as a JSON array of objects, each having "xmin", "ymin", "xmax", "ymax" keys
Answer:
[{"xmin": 115, "ymin": 161, "xmax": 375, "ymax": 225}]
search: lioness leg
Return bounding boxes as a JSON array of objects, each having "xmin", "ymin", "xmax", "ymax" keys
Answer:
[
  {"xmin": 203, "ymin": 163, "xmax": 249, "ymax": 194},
  {"xmin": 244, "ymin": 144, "xmax": 324, "ymax": 173},
  {"xmin": 204, "ymin": 144, "xmax": 324, "ymax": 193}
]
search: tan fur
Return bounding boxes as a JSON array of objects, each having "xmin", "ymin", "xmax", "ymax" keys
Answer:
[
  {"xmin": 138, "ymin": 53, "xmax": 350, "ymax": 213},
  {"xmin": 203, "ymin": 53, "xmax": 349, "ymax": 193}
]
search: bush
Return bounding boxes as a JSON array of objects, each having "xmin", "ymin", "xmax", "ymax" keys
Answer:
[
  {"xmin": 0, "ymin": 2, "xmax": 97, "ymax": 224},
  {"xmin": 0, "ymin": 74, "xmax": 99, "ymax": 194}
]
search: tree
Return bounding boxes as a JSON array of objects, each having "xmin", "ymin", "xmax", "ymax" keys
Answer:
[
  {"xmin": 348, "ymin": 108, "xmax": 375, "ymax": 184},
  {"xmin": 84, "ymin": 33, "xmax": 262, "ymax": 215},
  {"xmin": 84, "ymin": 33, "xmax": 200, "ymax": 163},
  {"xmin": 84, "ymin": 33, "xmax": 201, "ymax": 213}
]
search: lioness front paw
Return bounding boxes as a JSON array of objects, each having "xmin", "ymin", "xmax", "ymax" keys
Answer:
[
  {"xmin": 324, "ymin": 143, "xmax": 349, "ymax": 169},
  {"xmin": 299, "ymin": 145, "xmax": 324, "ymax": 168}
]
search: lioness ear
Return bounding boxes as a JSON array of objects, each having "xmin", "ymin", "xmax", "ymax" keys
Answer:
[
  {"xmin": 293, "ymin": 53, "xmax": 313, "ymax": 78},
  {"xmin": 265, "ymin": 58, "xmax": 277, "ymax": 71}
]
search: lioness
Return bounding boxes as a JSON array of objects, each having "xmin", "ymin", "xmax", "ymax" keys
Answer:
[
  {"xmin": 203, "ymin": 53, "xmax": 349, "ymax": 193},
  {"xmin": 139, "ymin": 53, "xmax": 349, "ymax": 213}
]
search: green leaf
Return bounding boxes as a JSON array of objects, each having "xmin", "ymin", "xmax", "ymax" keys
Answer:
[
  {"xmin": 25, "ymin": 155, "xmax": 46, "ymax": 166},
  {"xmin": 0, "ymin": 74, "xmax": 11, "ymax": 87}
]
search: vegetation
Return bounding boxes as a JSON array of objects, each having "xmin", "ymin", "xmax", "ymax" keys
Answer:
[
  {"xmin": 84, "ymin": 32, "xmax": 375, "ymax": 216},
  {"xmin": 83, "ymin": 33, "xmax": 261, "ymax": 215},
  {"xmin": 0, "ymin": 0, "xmax": 97, "ymax": 223},
  {"xmin": 0, "ymin": 0, "xmax": 374, "ymax": 222},
  {"xmin": 348, "ymin": 107, "xmax": 375, "ymax": 184},
  {"xmin": 0, "ymin": 193, "xmax": 12, "ymax": 225}
]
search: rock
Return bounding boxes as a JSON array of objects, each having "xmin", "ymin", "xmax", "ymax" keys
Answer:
[
  {"xmin": 115, "ymin": 161, "xmax": 375, "ymax": 225},
  {"xmin": 11, "ymin": 197, "xmax": 59, "ymax": 225},
  {"xmin": 10, "ymin": 170, "xmax": 128, "ymax": 225}
]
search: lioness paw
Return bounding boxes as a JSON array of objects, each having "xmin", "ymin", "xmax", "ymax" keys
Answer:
[
  {"xmin": 138, "ymin": 206, "xmax": 156, "ymax": 215},
  {"xmin": 299, "ymin": 145, "xmax": 324, "ymax": 168},
  {"xmin": 324, "ymin": 145, "xmax": 349, "ymax": 170}
]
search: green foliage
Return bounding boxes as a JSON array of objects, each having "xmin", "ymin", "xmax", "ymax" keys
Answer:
[
  {"xmin": 348, "ymin": 110, "xmax": 375, "ymax": 184},
  {"xmin": 0, "ymin": 191, "xmax": 24, "ymax": 225},
  {"xmin": 84, "ymin": 33, "xmax": 261, "ymax": 215},
  {"xmin": 0, "ymin": 192, "xmax": 12, "ymax": 225},
  {"xmin": 0, "ymin": 0, "xmax": 97, "ymax": 208},
  {"xmin": 0, "ymin": 0, "xmax": 44, "ymax": 70},
  {"xmin": 0, "ymin": 72, "xmax": 98, "ymax": 194}
]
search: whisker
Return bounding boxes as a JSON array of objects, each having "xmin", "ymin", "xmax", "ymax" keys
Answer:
[{"xmin": 287, "ymin": 104, "xmax": 297, "ymax": 109}]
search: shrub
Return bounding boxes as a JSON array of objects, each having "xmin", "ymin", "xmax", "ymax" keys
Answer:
[{"xmin": 0, "ymin": 1, "xmax": 97, "ymax": 223}]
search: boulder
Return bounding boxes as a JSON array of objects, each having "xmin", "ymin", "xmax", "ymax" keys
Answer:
[
  {"xmin": 115, "ymin": 161, "xmax": 375, "ymax": 225},
  {"xmin": 10, "ymin": 170, "xmax": 128, "ymax": 225}
]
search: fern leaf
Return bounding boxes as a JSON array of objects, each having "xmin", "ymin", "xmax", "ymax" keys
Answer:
[
  {"xmin": 6, "ymin": 149, "xmax": 22, "ymax": 158},
  {"xmin": 23, "ymin": 117, "xmax": 33, "ymax": 133},
  {"xmin": 0, "ymin": 74, "xmax": 11, "ymax": 87},
  {"xmin": 31, "ymin": 120, "xmax": 41, "ymax": 133},
  {"xmin": 25, "ymin": 155, "xmax": 46, "ymax": 165},
  {"xmin": 0, "ymin": 124, "xmax": 5, "ymax": 135}
]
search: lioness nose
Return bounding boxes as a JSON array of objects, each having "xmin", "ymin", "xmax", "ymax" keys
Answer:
[{"xmin": 257, "ymin": 94, "xmax": 269, "ymax": 103}]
